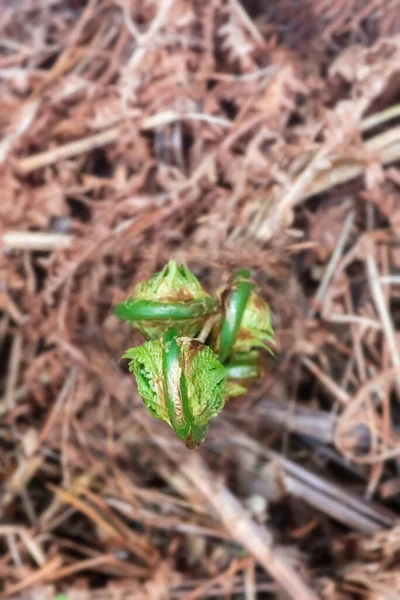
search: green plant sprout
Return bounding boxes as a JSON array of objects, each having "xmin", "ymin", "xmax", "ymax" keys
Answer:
[
  {"xmin": 214, "ymin": 269, "xmax": 275, "ymax": 361},
  {"xmin": 123, "ymin": 327, "xmax": 226, "ymax": 448},
  {"xmin": 115, "ymin": 261, "xmax": 218, "ymax": 339},
  {"xmin": 116, "ymin": 261, "xmax": 274, "ymax": 447},
  {"xmin": 224, "ymin": 350, "xmax": 263, "ymax": 398}
]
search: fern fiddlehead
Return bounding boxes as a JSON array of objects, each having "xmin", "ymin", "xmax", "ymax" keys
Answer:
[{"xmin": 116, "ymin": 261, "xmax": 274, "ymax": 446}]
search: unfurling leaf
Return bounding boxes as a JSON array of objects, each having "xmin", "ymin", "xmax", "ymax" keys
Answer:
[
  {"xmin": 123, "ymin": 327, "xmax": 226, "ymax": 447},
  {"xmin": 116, "ymin": 260, "xmax": 218, "ymax": 339},
  {"xmin": 215, "ymin": 269, "xmax": 275, "ymax": 362}
]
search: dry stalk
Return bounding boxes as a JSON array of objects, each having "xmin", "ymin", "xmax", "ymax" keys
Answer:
[
  {"xmin": 227, "ymin": 426, "xmax": 395, "ymax": 533},
  {"xmin": 3, "ymin": 330, "xmax": 23, "ymax": 411},
  {"xmin": 302, "ymin": 357, "xmax": 351, "ymax": 404},
  {"xmin": 309, "ymin": 210, "xmax": 355, "ymax": 317},
  {"xmin": 304, "ymin": 126, "xmax": 400, "ymax": 201},
  {"xmin": 366, "ymin": 252, "xmax": 400, "ymax": 369},
  {"xmin": 127, "ymin": 0, "xmax": 176, "ymax": 70},
  {"xmin": 3, "ymin": 231, "xmax": 74, "ymax": 251},
  {"xmin": 137, "ymin": 414, "xmax": 319, "ymax": 600},
  {"xmin": 16, "ymin": 127, "xmax": 120, "ymax": 174},
  {"xmin": 0, "ymin": 556, "xmax": 62, "ymax": 598}
]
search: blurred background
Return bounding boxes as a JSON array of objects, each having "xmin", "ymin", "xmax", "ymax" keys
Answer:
[{"xmin": 1, "ymin": 1, "xmax": 400, "ymax": 598}]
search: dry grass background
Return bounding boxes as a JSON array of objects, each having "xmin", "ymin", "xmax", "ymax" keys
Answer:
[{"xmin": 1, "ymin": 1, "xmax": 400, "ymax": 598}]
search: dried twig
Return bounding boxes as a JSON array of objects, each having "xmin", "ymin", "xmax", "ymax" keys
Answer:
[
  {"xmin": 49, "ymin": 484, "xmax": 156, "ymax": 566},
  {"xmin": 16, "ymin": 127, "xmax": 120, "ymax": 174},
  {"xmin": 0, "ymin": 526, "xmax": 45, "ymax": 567},
  {"xmin": 226, "ymin": 426, "xmax": 395, "ymax": 533},
  {"xmin": 138, "ymin": 415, "xmax": 319, "ymax": 600},
  {"xmin": 15, "ymin": 112, "xmax": 230, "ymax": 174},
  {"xmin": 3, "ymin": 330, "xmax": 22, "ymax": 411},
  {"xmin": 302, "ymin": 357, "xmax": 351, "ymax": 404},
  {"xmin": 309, "ymin": 210, "xmax": 355, "ymax": 317},
  {"xmin": 128, "ymin": 0, "xmax": 175, "ymax": 69},
  {"xmin": 1, "ymin": 556, "xmax": 62, "ymax": 598},
  {"xmin": 229, "ymin": 0, "xmax": 264, "ymax": 44},
  {"xmin": 304, "ymin": 127, "xmax": 400, "ymax": 201},
  {"xmin": 366, "ymin": 251, "xmax": 400, "ymax": 369},
  {"xmin": 3, "ymin": 231, "xmax": 74, "ymax": 251}
]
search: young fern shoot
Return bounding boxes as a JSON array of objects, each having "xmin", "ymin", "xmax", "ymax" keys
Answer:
[{"xmin": 116, "ymin": 261, "xmax": 275, "ymax": 446}]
